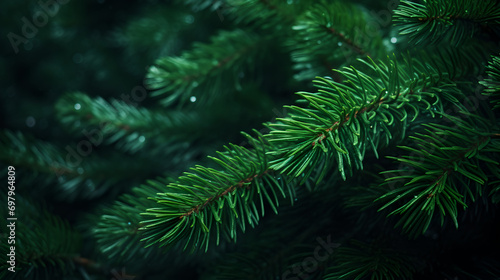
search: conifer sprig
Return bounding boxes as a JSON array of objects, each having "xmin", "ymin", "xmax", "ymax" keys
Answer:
[
  {"xmin": 56, "ymin": 92, "xmax": 200, "ymax": 153},
  {"xmin": 0, "ymin": 130, "xmax": 77, "ymax": 178},
  {"xmin": 0, "ymin": 130, "xmax": 150, "ymax": 200},
  {"xmin": 140, "ymin": 132, "xmax": 295, "ymax": 251},
  {"xmin": 394, "ymin": 0, "xmax": 500, "ymax": 45},
  {"xmin": 145, "ymin": 29, "xmax": 270, "ymax": 106},
  {"xmin": 266, "ymin": 55, "xmax": 463, "ymax": 184},
  {"xmin": 92, "ymin": 181, "xmax": 172, "ymax": 262}
]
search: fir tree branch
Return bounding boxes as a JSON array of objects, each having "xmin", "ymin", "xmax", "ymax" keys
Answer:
[
  {"xmin": 0, "ymin": 130, "xmax": 152, "ymax": 201},
  {"xmin": 91, "ymin": 181, "xmax": 173, "ymax": 263},
  {"xmin": 145, "ymin": 29, "xmax": 271, "ymax": 106},
  {"xmin": 139, "ymin": 53, "xmax": 468, "ymax": 253},
  {"xmin": 140, "ymin": 131, "xmax": 296, "ymax": 251},
  {"xmin": 266, "ymin": 55, "xmax": 464, "ymax": 184},
  {"xmin": 480, "ymin": 54, "xmax": 500, "ymax": 110},
  {"xmin": 56, "ymin": 92, "xmax": 200, "ymax": 153},
  {"xmin": 394, "ymin": 0, "xmax": 500, "ymax": 45}
]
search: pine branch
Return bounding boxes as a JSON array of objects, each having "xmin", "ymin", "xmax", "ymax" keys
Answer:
[
  {"xmin": 377, "ymin": 114, "xmax": 500, "ymax": 237},
  {"xmin": 480, "ymin": 54, "xmax": 500, "ymax": 110},
  {"xmin": 394, "ymin": 0, "xmax": 500, "ymax": 45},
  {"xmin": 0, "ymin": 130, "xmax": 151, "ymax": 201},
  {"xmin": 266, "ymin": 54, "xmax": 464, "ymax": 184},
  {"xmin": 56, "ymin": 92, "xmax": 200, "ymax": 153},
  {"xmin": 289, "ymin": 0, "xmax": 385, "ymax": 81},
  {"xmin": 6, "ymin": 0, "xmax": 500, "ymax": 279},
  {"xmin": 91, "ymin": 181, "xmax": 169, "ymax": 263},
  {"xmin": 138, "ymin": 53, "xmax": 471, "ymax": 252},
  {"xmin": 140, "ymin": 131, "xmax": 296, "ymax": 251},
  {"xmin": 0, "ymin": 130, "xmax": 75, "ymax": 177},
  {"xmin": 145, "ymin": 29, "xmax": 271, "ymax": 107}
]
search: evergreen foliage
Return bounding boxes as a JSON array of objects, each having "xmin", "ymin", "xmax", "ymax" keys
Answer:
[
  {"xmin": 56, "ymin": 91, "xmax": 200, "ymax": 153},
  {"xmin": 0, "ymin": 196, "xmax": 81, "ymax": 280},
  {"xmin": 266, "ymin": 54, "xmax": 465, "ymax": 184},
  {"xmin": 145, "ymin": 29, "xmax": 271, "ymax": 106},
  {"xmin": 140, "ymin": 132, "xmax": 296, "ymax": 251},
  {"xmin": 2, "ymin": 0, "xmax": 500, "ymax": 279},
  {"xmin": 481, "ymin": 54, "xmax": 500, "ymax": 109},
  {"xmin": 378, "ymin": 114, "xmax": 500, "ymax": 237}
]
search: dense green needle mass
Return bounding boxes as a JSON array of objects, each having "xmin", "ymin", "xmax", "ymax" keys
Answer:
[
  {"xmin": 266, "ymin": 54, "xmax": 465, "ymax": 183},
  {"xmin": 1, "ymin": 0, "xmax": 500, "ymax": 279},
  {"xmin": 481, "ymin": 55, "xmax": 500, "ymax": 110}
]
